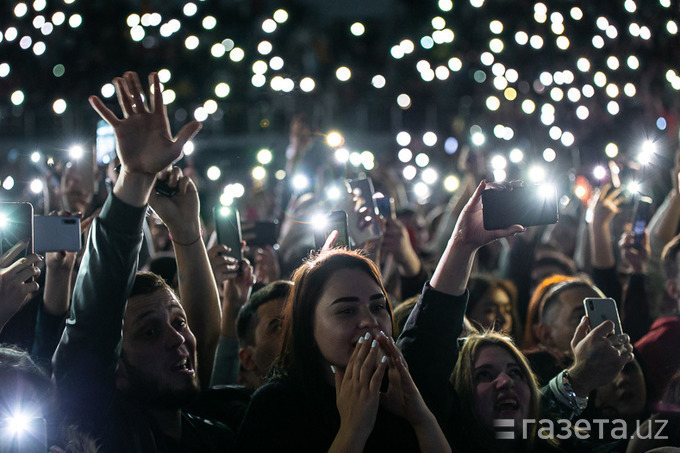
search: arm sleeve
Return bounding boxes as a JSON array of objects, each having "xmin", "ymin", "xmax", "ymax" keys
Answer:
[
  {"xmin": 52, "ymin": 194, "xmax": 146, "ymax": 432},
  {"xmin": 210, "ymin": 335, "xmax": 240, "ymax": 387},
  {"xmin": 31, "ymin": 302, "xmax": 66, "ymax": 373},
  {"xmin": 397, "ymin": 282, "xmax": 468, "ymax": 424},
  {"xmin": 591, "ymin": 266, "xmax": 622, "ymax": 304}
]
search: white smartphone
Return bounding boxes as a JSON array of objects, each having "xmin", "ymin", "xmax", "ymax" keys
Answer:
[
  {"xmin": 33, "ymin": 216, "xmax": 82, "ymax": 253},
  {"xmin": 583, "ymin": 297, "xmax": 623, "ymax": 335}
]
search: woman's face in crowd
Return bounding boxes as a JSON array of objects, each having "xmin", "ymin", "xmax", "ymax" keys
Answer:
[
  {"xmin": 313, "ymin": 268, "xmax": 392, "ymax": 371},
  {"xmin": 468, "ymin": 287, "xmax": 513, "ymax": 334},
  {"xmin": 473, "ymin": 345, "xmax": 531, "ymax": 431},
  {"xmin": 594, "ymin": 360, "xmax": 646, "ymax": 418}
]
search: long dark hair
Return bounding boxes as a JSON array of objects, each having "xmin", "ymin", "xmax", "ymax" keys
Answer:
[{"xmin": 273, "ymin": 248, "xmax": 395, "ymax": 409}]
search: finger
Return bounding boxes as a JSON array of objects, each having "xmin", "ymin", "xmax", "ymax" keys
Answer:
[
  {"xmin": 149, "ymin": 72, "xmax": 163, "ymax": 114},
  {"xmin": 369, "ymin": 354, "xmax": 388, "ymax": 394},
  {"xmin": 333, "ymin": 364, "xmax": 344, "ymax": 394},
  {"xmin": 16, "ymin": 264, "xmax": 40, "ymax": 282},
  {"xmin": 168, "ymin": 166, "xmax": 182, "ymax": 188},
  {"xmin": 113, "ymin": 77, "xmax": 135, "ymax": 117},
  {"xmin": 571, "ymin": 316, "xmax": 590, "ymax": 349},
  {"xmin": 21, "ymin": 280, "xmax": 40, "ymax": 297},
  {"xmin": 178, "ymin": 175, "xmax": 192, "ymax": 195},
  {"xmin": 125, "ymin": 71, "xmax": 148, "ymax": 113},
  {"xmin": 322, "ymin": 230, "xmax": 338, "ymax": 250},
  {"xmin": 173, "ymin": 121, "xmax": 202, "ymax": 150},
  {"xmin": 88, "ymin": 96, "xmax": 121, "ymax": 126},
  {"xmin": 0, "ymin": 241, "xmax": 29, "ymax": 267},
  {"xmin": 360, "ymin": 336, "xmax": 381, "ymax": 386},
  {"xmin": 589, "ymin": 319, "xmax": 616, "ymax": 337},
  {"xmin": 467, "ymin": 180, "xmax": 487, "ymax": 210},
  {"xmin": 344, "ymin": 334, "xmax": 367, "ymax": 381}
]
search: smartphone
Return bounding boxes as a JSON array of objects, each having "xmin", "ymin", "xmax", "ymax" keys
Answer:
[
  {"xmin": 241, "ymin": 221, "xmax": 278, "ymax": 247},
  {"xmin": 213, "ymin": 206, "xmax": 243, "ymax": 261},
  {"xmin": 482, "ymin": 184, "xmax": 559, "ymax": 230},
  {"xmin": 375, "ymin": 196, "xmax": 396, "ymax": 220},
  {"xmin": 632, "ymin": 195, "xmax": 652, "ymax": 249},
  {"xmin": 314, "ymin": 211, "xmax": 350, "ymax": 249},
  {"xmin": 345, "ymin": 177, "xmax": 382, "ymax": 244},
  {"xmin": 0, "ymin": 202, "xmax": 34, "ymax": 262},
  {"xmin": 584, "ymin": 297, "xmax": 623, "ymax": 335},
  {"xmin": 96, "ymin": 119, "xmax": 117, "ymax": 165},
  {"xmin": 33, "ymin": 216, "xmax": 82, "ymax": 253},
  {"xmin": 0, "ymin": 416, "xmax": 48, "ymax": 453}
]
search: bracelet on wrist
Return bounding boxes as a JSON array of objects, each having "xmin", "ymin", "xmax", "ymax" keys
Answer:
[{"xmin": 170, "ymin": 230, "xmax": 202, "ymax": 247}]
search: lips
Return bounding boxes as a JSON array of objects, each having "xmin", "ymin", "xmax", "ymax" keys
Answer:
[
  {"xmin": 171, "ymin": 356, "xmax": 195, "ymax": 375},
  {"xmin": 495, "ymin": 394, "xmax": 520, "ymax": 413}
]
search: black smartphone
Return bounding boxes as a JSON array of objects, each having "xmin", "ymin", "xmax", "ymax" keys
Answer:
[
  {"xmin": 345, "ymin": 177, "xmax": 382, "ymax": 244},
  {"xmin": 213, "ymin": 206, "xmax": 243, "ymax": 261},
  {"xmin": 0, "ymin": 202, "xmax": 34, "ymax": 262},
  {"xmin": 314, "ymin": 211, "xmax": 350, "ymax": 249},
  {"xmin": 482, "ymin": 184, "xmax": 559, "ymax": 230},
  {"xmin": 241, "ymin": 221, "xmax": 279, "ymax": 247},
  {"xmin": 584, "ymin": 297, "xmax": 623, "ymax": 335},
  {"xmin": 375, "ymin": 196, "xmax": 396, "ymax": 220},
  {"xmin": 632, "ymin": 195, "xmax": 652, "ymax": 249},
  {"xmin": 0, "ymin": 416, "xmax": 48, "ymax": 453},
  {"xmin": 33, "ymin": 215, "xmax": 82, "ymax": 253}
]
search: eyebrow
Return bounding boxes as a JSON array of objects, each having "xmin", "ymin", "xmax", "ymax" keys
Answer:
[
  {"xmin": 330, "ymin": 293, "xmax": 385, "ymax": 305},
  {"xmin": 132, "ymin": 304, "xmax": 184, "ymax": 326}
]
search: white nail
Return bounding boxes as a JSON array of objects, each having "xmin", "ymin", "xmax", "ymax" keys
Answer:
[
  {"xmin": 371, "ymin": 339, "xmax": 377, "ymax": 348},
  {"xmin": 330, "ymin": 365, "xmax": 336, "ymax": 374},
  {"xmin": 364, "ymin": 332, "xmax": 371, "ymax": 341},
  {"xmin": 358, "ymin": 337, "xmax": 364, "ymax": 345},
  {"xmin": 381, "ymin": 355, "xmax": 387, "ymax": 363}
]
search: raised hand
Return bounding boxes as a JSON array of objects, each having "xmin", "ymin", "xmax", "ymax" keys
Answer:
[
  {"xmin": 590, "ymin": 183, "xmax": 625, "ymax": 228},
  {"xmin": 0, "ymin": 241, "xmax": 42, "ymax": 330},
  {"xmin": 148, "ymin": 167, "xmax": 200, "ymax": 244},
  {"xmin": 253, "ymin": 246, "xmax": 280, "ymax": 285},
  {"xmin": 567, "ymin": 316, "xmax": 634, "ymax": 396},
  {"xmin": 452, "ymin": 180, "xmax": 526, "ymax": 250},
  {"xmin": 89, "ymin": 72, "xmax": 200, "ymax": 177},
  {"xmin": 381, "ymin": 217, "xmax": 421, "ymax": 277},
  {"xmin": 619, "ymin": 227, "xmax": 650, "ymax": 274}
]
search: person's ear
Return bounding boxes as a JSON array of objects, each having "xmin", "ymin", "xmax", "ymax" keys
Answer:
[
  {"xmin": 238, "ymin": 346, "xmax": 257, "ymax": 372},
  {"xmin": 666, "ymin": 279, "xmax": 680, "ymax": 301},
  {"xmin": 533, "ymin": 323, "xmax": 555, "ymax": 348}
]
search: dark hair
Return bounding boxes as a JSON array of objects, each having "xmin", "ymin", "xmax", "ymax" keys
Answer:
[
  {"xmin": 466, "ymin": 275, "xmax": 520, "ymax": 339},
  {"xmin": 273, "ymin": 249, "xmax": 394, "ymax": 408},
  {"xmin": 130, "ymin": 271, "xmax": 174, "ymax": 299},
  {"xmin": 662, "ymin": 234, "xmax": 680, "ymax": 281},
  {"xmin": 0, "ymin": 344, "xmax": 49, "ymax": 392},
  {"xmin": 523, "ymin": 275, "xmax": 603, "ymax": 349},
  {"xmin": 392, "ymin": 295, "xmax": 419, "ymax": 337},
  {"xmin": 236, "ymin": 280, "xmax": 293, "ymax": 347}
]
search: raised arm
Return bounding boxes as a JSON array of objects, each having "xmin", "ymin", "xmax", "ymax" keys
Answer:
[{"xmin": 53, "ymin": 71, "xmax": 200, "ymax": 430}]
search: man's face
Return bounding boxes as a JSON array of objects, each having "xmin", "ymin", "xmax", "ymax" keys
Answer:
[
  {"xmin": 61, "ymin": 165, "xmax": 93, "ymax": 213},
  {"xmin": 118, "ymin": 288, "xmax": 200, "ymax": 409},
  {"xmin": 542, "ymin": 286, "xmax": 597, "ymax": 354},
  {"xmin": 251, "ymin": 298, "xmax": 286, "ymax": 378}
]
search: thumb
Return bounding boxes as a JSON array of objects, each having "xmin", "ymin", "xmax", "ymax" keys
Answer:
[
  {"xmin": 174, "ymin": 121, "xmax": 202, "ymax": 150},
  {"xmin": 571, "ymin": 316, "xmax": 590, "ymax": 350},
  {"xmin": 0, "ymin": 240, "xmax": 28, "ymax": 267}
]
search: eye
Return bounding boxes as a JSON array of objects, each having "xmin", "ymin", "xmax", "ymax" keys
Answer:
[
  {"xmin": 371, "ymin": 302, "xmax": 387, "ymax": 313},
  {"xmin": 337, "ymin": 307, "xmax": 355, "ymax": 316},
  {"xmin": 143, "ymin": 328, "xmax": 158, "ymax": 338},
  {"xmin": 172, "ymin": 318, "xmax": 187, "ymax": 330},
  {"xmin": 474, "ymin": 370, "xmax": 493, "ymax": 383},
  {"xmin": 508, "ymin": 367, "xmax": 524, "ymax": 379}
]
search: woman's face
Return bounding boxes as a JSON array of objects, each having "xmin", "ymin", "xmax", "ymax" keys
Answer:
[
  {"xmin": 473, "ymin": 345, "xmax": 531, "ymax": 431},
  {"xmin": 313, "ymin": 268, "xmax": 392, "ymax": 371},
  {"xmin": 594, "ymin": 359, "xmax": 646, "ymax": 418},
  {"xmin": 468, "ymin": 287, "xmax": 513, "ymax": 334}
]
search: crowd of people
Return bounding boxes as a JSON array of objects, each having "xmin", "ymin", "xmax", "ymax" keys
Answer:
[{"xmin": 0, "ymin": 71, "xmax": 679, "ymax": 452}]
